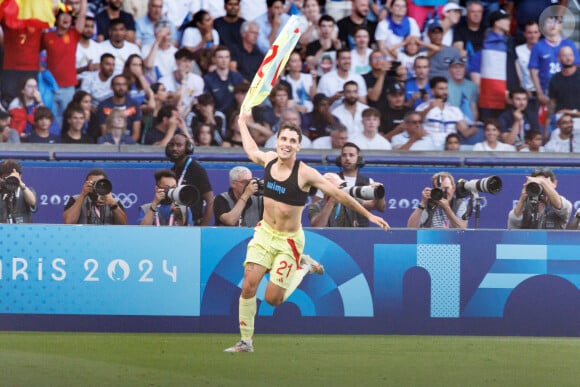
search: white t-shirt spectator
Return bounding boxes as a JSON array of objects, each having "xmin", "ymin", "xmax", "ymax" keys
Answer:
[
  {"xmin": 349, "ymin": 132, "xmax": 392, "ymax": 150},
  {"xmin": 472, "ymin": 141, "xmax": 517, "ymax": 151},
  {"xmin": 159, "ymin": 72, "xmax": 204, "ymax": 114},
  {"xmin": 142, "ymin": 44, "xmax": 177, "ymax": 81},
  {"xmin": 98, "ymin": 40, "xmax": 142, "ymax": 75},
  {"xmin": 375, "ymin": 17, "xmax": 421, "ymax": 59},
  {"xmin": 416, "ymin": 101, "xmax": 465, "ymax": 149},
  {"xmin": 331, "ymin": 101, "xmax": 368, "ymax": 138},
  {"xmin": 181, "ymin": 28, "xmax": 220, "ymax": 50},
  {"xmin": 317, "ymin": 70, "xmax": 367, "ymax": 110},
  {"xmin": 391, "ymin": 132, "xmax": 438, "ymax": 150}
]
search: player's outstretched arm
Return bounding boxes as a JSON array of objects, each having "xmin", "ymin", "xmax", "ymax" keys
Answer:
[
  {"xmin": 239, "ymin": 110, "xmax": 275, "ymax": 166},
  {"xmin": 305, "ymin": 165, "xmax": 390, "ymax": 230}
]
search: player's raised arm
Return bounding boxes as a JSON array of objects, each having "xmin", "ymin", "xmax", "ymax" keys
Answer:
[{"xmin": 238, "ymin": 110, "xmax": 276, "ymax": 166}]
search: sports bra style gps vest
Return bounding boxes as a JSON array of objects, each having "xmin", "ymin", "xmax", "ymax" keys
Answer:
[{"xmin": 263, "ymin": 158, "xmax": 309, "ymax": 206}]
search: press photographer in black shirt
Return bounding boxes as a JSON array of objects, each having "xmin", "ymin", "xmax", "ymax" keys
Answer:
[{"xmin": 0, "ymin": 159, "xmax": 37, "ymax": 223}]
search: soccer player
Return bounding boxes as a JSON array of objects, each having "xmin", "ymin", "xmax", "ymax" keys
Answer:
[{"xmin": 224, "ymin": 110, "xmax": 390, "ymax": 353}]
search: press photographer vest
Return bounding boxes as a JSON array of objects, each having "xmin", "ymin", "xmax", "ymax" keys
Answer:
[
  {"xmin": 218, "ymin": 191, "xmax": 262, "ymax": 227},
  {"xmin": 338, "ymin": 172, "xmax": 371, "ymax": 227},
  {"xmin": 521, "ymin": 201, "xmax": 567, "ymax": 230}
]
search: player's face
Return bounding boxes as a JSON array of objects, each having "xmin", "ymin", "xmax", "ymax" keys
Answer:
[{"xmin": 276, "ymin": 128, "xmax": 301, "ymax": 159}]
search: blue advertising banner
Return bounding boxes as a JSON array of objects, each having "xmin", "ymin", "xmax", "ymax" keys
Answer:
[
  {"xmin": 0, "ymin": 225, "xmax": 200, "ymax": 316},
  {"xmin": 19, "ymin": 161, "xmax": 580, "ymax": 229}
]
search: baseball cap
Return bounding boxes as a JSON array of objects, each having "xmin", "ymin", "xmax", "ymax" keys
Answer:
[
  {"xmin": 489, "ymin": 9, "xmax": 511, "ymax": 27},
  {"xmin": 386, "ymin": 82, "xmax": 404, "ymax": 95},
  {"xmin": 427, "ymin": 22, "xmax": 443, "ymax": 33},
  {"xmin": 443, "ymin": 3, "xmax": 465, "ymax": 15}
]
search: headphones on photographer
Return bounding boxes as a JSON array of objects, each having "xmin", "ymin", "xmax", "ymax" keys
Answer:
[
  {"xmin": 165, "ymin": 133, "xmax": 194, "ymax": 160},
  {"xmin": 335, "ymin": 142, "xmax": 365, "ymax": 168}
]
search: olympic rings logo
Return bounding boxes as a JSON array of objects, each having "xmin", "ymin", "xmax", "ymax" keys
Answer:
[{"xmin": 113, "ymin": 193, "xmax": 139, "ymax": 208}]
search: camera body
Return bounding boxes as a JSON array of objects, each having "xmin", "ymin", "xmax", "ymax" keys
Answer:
[
  {"xmin": 342, "ymin": 185, "xmax": 385, "ymax": 200},
  {"xmin": 430, "ymin": 187, "xmax": 447, "ymax": 201},
  {"xmin": 0, "ymin": 176, "xmax": 19, "ymax": 194},
  {"xmin": 247, "ymin": 177, "xmax": 265, "ymax": 196}
]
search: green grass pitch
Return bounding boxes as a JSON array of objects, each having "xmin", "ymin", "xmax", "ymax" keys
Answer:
[{"xmin": 1, "ymin": 332, "xmax": 580, "ymax": 386}]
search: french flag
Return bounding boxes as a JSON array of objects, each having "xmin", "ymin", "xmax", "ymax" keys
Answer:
[{"xmin": 479, "ymin": 33, "xmax": 507, "ymax": 110}]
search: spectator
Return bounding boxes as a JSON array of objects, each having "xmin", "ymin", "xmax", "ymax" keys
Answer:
[
  {"xmin": 214, "ymin": 0, "xmax": 246, "ymax": 53},
  {"xmin": 311, "ymin": 122, "xmax": 349, "ymax": 150},
  {"xmin": 159, "ymin": 48, "xmax": 205, "ymax": 117},
  {"xmin": 0, "ymin": 159, "xmax": 37, "ymax": 224},
  {"xmin": 498, "ymin": 87, "xmax": 539, "ymax": 149},
  {"xmin": 144, "ymin": 105, "xmax": 186, "ymax": 145},
  {"xmin": 519, "ymin": 129, "xmax": 545, "ymax": 153},
  {"xmin": 61, "ymin": 104, "xmax": 94, "ymax": 144},
  {"xmin": 282, "ymin": 51, "xmax": 316, "ymax": 113},
  {"xmin": 137, "ymin": 169, "xmax": 192, "ymax": 226},
  {"xmin": 529, "ymin": 13, "xmax": 580, "ymax": 112},
  {"xmin": 135, "ymin": 0, "xmax": 177, "ymax": 48},
  {"xmin": 0, "ymin": 111, "xmax": 20, "ymax": 144},
  {"xmin": 63, "ymin": 168, "xmax": 128, "ymax": 225},
  {"xmin": 41, "ymin": 2, "xmax": 87, "ymax": 128},
  {"xmin": 65, "ymin": 90, "xmax": 100, "ymax": 142},
  {"xmin": 301, "ymin": 93, "xmax": 340, "ymax": 141},
  {"xmin": 424, "ymin": 22, "xmax": 462, "ymax": 79},
  {"xmin": 122, "ymin": 0, "xmax": 150, "ymax": 27},
  {"xmin": 76, "ymin": 13, "xmax": 101, "ymax": 85},
  {"xmin": 375, "ymin": 0, "xmax": 420, "ymax": 59},
  {"xmin": 162, "ymin": 0, "xmax": 198, "ymax": 29},
  {"xmin": 331, "ymin": 81, "xmax": 369, "ymax": 138},
  {"xmin": 472, "ymin": 118, "xmax": 516, "ymax": 151},
  {"xmin": 425, "ymin": 2, "xmax": 464, "ymax": 47},
  {"xmin": 202, "ymin": 45, "xmax": 245, "ymax": 113},
  {"xmin": 230, "ymin": 21, "xmax": 262, "ymax": 82},
  {"xmin": 305, "ymin": 15, "xmax": 341, "ymax": 75},
  {"xmin": 337, "ymin": 0, "xmax": 377, "ymax": 49},
  {"xmin": 221, "ymin": 112, "xmax": 243, "ymax": 148},
  {"xmin": 141, "ymin": 81, "xmax": 169, "ymax": 138},
  {"xmin": 395, "ymin": 36, "xmax": 426, "ymax": 80},
  {"xmin": 80, "ymin": 53, "xmax": 116, "ymax": 109},
  {"xmin": 308, "ymin": 172, "xmax": 360, "ymax": 227},
  {"xmin": 223, "ymin": 81, "xmax": 250, "ymax": 126},
  {"xmin": 296, "ymin": 0, "xmax": 325, "ymax": 47},
  {"xmin": 263, "ymin": 108, "xmax": 312, "ymax": 149},
  {"xmin": 96, "ymin": 74, "xmax": 143, "ymax": 142},
  {"xmin": 142, "ymin": 20, "xmax": 178, "ymax": 82},
  {"xmin": 98, "ymin": 18, "xmax": 141, "ymax": 75},
  {"xmin": 193, "ymin": 122, "xmax": 219, "ymax": 147},
  {"xmin": 97, "ymin": 109, "xmax": 138, "ymax": 145},
  {"xmin": 444, "ymin": 133, "xmax": 461, "ymax": 151},
  {"xmin": 379, "ymin": 81, "xmax": 410, "ymax": 141},
  {"xmin": 317, "ymin": 48, "xmax": 368, "ymax": 109},
  {"xmin": 544, "ymin": 114, "xmax": 579, "ymax": 153},
  {"xmin": 214, "ymin": 166, "xmax": 263, "ymax": 227},
  {"xmin": 349, "ymin": 107, "xmax": 392, "ymax": 150},
  {"xmin": 416, "ymin": 76, "xmax": 477, "ymax": 149},
  {"xmin": 515, "ymin": 21, "xmax": 541, "ymax": 114},
  {"xmin": 24, "ymin": 107, "xmax": 61, "ymax": 144},
  {"xmin": 391, "ymin": 111, "xmax": 437, "ymax": 151},
  {"xmin": 508, "ymin": 168, "xmax": 571, "ymax": 230},
  {"xmin": 404, "ymin": 56, "xmax": 431, "ymax": 109},
  {"xmin": 8, "ymin": 77, "xmax": 46, "ymax": 136},
  {"xmin": 447, "ymin": 56, "xmax": 479, "ymax": 125},
  {"xmin": 181, "ymin": 10, "xmax": 220, "ymax": 53},
  {"xmin": 96, "ymin": 0, "xmax": 136, "ymax": 42},
  {"xmin": 452, "ymin": 0, "xmax": 485, "ymax": 57},
  {"xmin": 122, "ymin": 54, "xmax": 154, "ymax": 107},
  {"xmin": 254, "ymin": 0, "xmax": 290, "ymax": 55},
  {"xmin": 549, "ymin": 46, "xmax": 580, "ymax": 122},
  {"xmin": 407, "ymin": 171, "xmax": 469, "ymax": 229},
  {"xmin": 350, "ymin": 26, "xmax": 373, "ymax": 75},
  {"xmin": 186, "ymin": 93, "xmax": 227, "ymax": 145},
  {"xmin": 364, "ymin": 49, "xmax": 399, "ymax": 109},
  {"xmin": 166, "ymin": 133, "xmax": 215, "ymax": 226}
]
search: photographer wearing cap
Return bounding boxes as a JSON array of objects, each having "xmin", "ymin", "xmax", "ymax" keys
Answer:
[
  {"xmin": 63, "ymin": 168, "xmax": 127, "ymax": 225},
  {"xmin": 214, "ymin": 166, "xmax": 263, "ymax": 227},
  {"xmin": 138, "ymin": 169, "xmax": 193, "ymax": 226},
  {"xmin": 407, "ymin": 171, "xmax": 469, "ymax": 229},
  {"xmin": 0, "ymin": 159, "xmax": 37, "ymax": 223},
  {"xmin": 508, "ymin": 169, "xmax": 572, "ymax": 230}
]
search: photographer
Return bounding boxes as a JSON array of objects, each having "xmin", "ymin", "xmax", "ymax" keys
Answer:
[
  {"xmin": 407, "ymin": 172, "xmax": 469, "ymax": 229},
  {"xmin": 138, "ymin": 169, "xmax": 193, "ymax": 226},
  {"xmin": 0, "ymin": 159, "xmax": 37, "ymax": 223},
  {"xmin": 214, "ymin": 166, "xmax": 263, "ymax": 227},
  {"xmin": 508, "ymin": 169, "xmax": 572, "ymax": 230},
  {"xmin": 309, "ymin": 173, "xmax": 359, "ymax": 227},
  {"xmin": 63, "ymin": 169, "xmax": 127, "ymax": 225}
]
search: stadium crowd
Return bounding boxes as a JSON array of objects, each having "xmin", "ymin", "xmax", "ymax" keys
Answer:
[{"xmin": 0, "ymin": 0, "xmax": 579, "ymax": 152}]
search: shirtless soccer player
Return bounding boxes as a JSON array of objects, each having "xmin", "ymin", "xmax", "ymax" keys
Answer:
[{"xmin": 224, "ymin": 110, "xmax": 389, "ymax": 352}]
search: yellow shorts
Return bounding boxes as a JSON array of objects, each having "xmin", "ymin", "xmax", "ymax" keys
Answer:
[{"xmin": 245, "ymin": 220, "xmax": 305, "ymax": 290}]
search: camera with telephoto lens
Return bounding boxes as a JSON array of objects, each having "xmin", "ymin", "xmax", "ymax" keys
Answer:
[
  {"xmin": 247, "ymin": 177, "xmax": 265, "ymax": 196},
  {"xmin": 0, "ymin": 176, "xmax": 20, "ymax": 194},
  {"xmin": 342, "ymin": 185, "xmax": 385, "ymax": 200},
  {"xmin": 165, "ymin": 185, "xmax": 200, "ymax": 207},
  {"xmin": 91, "ymin": 178, "xmax": 112, "ymax": 196},
  {"xmin": 387, "ymin": 60, "xmax": 401, "ymax": 76},
  {"xmin": 525, "ymin": 182, "xmax": 544, "ymax": 203},
  {"xmin": 455, "ymin": 176, "xmax": 503, "ymax": 198}
]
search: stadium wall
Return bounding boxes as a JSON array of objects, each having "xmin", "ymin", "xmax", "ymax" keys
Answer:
[{"xmin": 1, "ymin": 225, "xmax": 579, "ymax": 337}]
